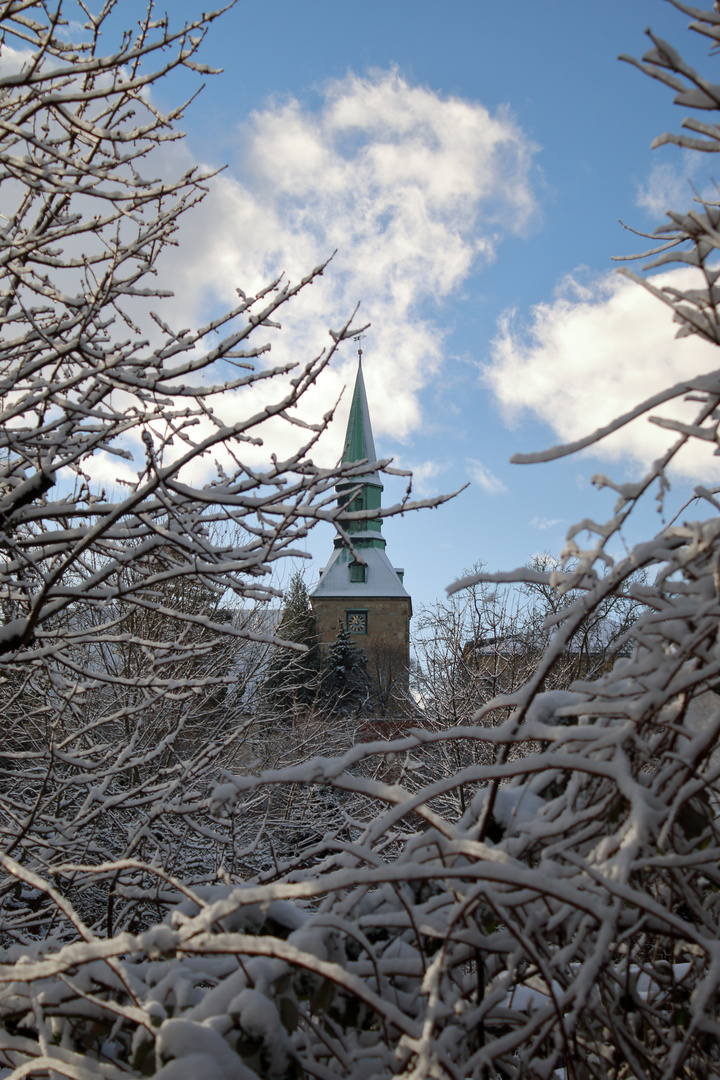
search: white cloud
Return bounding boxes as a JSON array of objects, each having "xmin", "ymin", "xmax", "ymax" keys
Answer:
[
  {"xmin": 153, "ymin": 70, "xmax": 538, "ymax": 470},
  {"xmin": 530, "ymin": 516, "xmax": 567, "ymax": 531},
  {"xmin": 389, "ymin": 457, "xmax": 448, "ymax": 496},
  {"xmin": 1, "ymin": 59, "xmax": 539, "ymax": 491},
  {"xmin": 635, "ymin": 154, "xmax": 700, "ymax": 218},
  {"xmin": 466, "ymin": 458, "xmax": 508, "ymax": 495},
  {"xmin": 485, "ymin": 268, "xmax": 720, "ymax": 481}
]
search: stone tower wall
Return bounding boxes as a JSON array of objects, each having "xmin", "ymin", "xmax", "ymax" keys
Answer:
[{"xmin": 312, "ymin": 596, "xmax": 411, "ymax": 660}]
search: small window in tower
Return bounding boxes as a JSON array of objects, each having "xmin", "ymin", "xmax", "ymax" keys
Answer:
[{"xmin": 349, "ymin": 561, "xmax": 367, "ymax": 584}]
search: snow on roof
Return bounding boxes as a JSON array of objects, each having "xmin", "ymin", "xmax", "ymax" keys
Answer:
[{"xmin": 310, "ymin": 544, "xmax": 409, "ymax": 599}]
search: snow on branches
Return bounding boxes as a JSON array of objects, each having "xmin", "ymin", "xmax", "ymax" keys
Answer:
[{"xmin": 6, "ymin": 2, "xmax": 720, "ymax": 1080}]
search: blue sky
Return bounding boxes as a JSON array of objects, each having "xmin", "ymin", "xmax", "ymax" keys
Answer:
[{"xmin": 119, "ymin": 1, "xmax": 720, "ymax": 610}]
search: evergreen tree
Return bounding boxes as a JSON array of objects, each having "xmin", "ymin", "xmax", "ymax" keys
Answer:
[
  {"xmin": 321, "ymin": 623, "xmax": 370, "ymax": 716},
  {"xmin": 262, "ymin": 572, "xmax": 321, "ymax": 717}
]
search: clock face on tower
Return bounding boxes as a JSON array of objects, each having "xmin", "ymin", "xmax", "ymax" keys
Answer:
[{"xmin": 347, "ymin": 611, "xmax": 368, "ymax": 634}]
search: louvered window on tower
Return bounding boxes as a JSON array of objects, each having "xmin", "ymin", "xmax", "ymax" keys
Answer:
[{"xmin": 350, "ymin": 561, "xmax": 367, "ymax": 583}]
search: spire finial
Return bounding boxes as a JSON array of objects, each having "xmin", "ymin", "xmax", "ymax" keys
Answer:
[{"xmin": 353, "ymin": 332, "xmax": 366, "ymax": 363}]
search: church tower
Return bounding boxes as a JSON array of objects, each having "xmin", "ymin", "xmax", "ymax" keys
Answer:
[{"xmin": 310, "ymin": 352, "xmax": 412, "ymax": 667}]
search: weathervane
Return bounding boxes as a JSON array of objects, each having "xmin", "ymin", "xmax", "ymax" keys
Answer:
[{"xmin": 353, "ymin": 332, "xmax": 366, "ymax": 361}]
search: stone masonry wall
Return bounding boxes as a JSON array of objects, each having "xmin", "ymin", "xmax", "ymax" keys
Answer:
[{"xmin": 312, "ymin": 596, "xmax": 411, "ymax": 662}]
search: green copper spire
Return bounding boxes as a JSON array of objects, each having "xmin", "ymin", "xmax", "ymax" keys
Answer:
[
  {"xmin": 334, "ymin": 349, "xmax": 384, "ymax": 549},
  {"xmin": 341, "ymin": 354, "xmax": 380, "ymax": 482},
  {"xmin": 311, "ymin": 344, "xmax": 411, "ymax": 602}
]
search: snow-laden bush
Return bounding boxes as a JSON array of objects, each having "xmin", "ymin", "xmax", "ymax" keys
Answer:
[{"xmin": 5, "ymin": 2, "xmax": 720, "ymax": 1079}]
